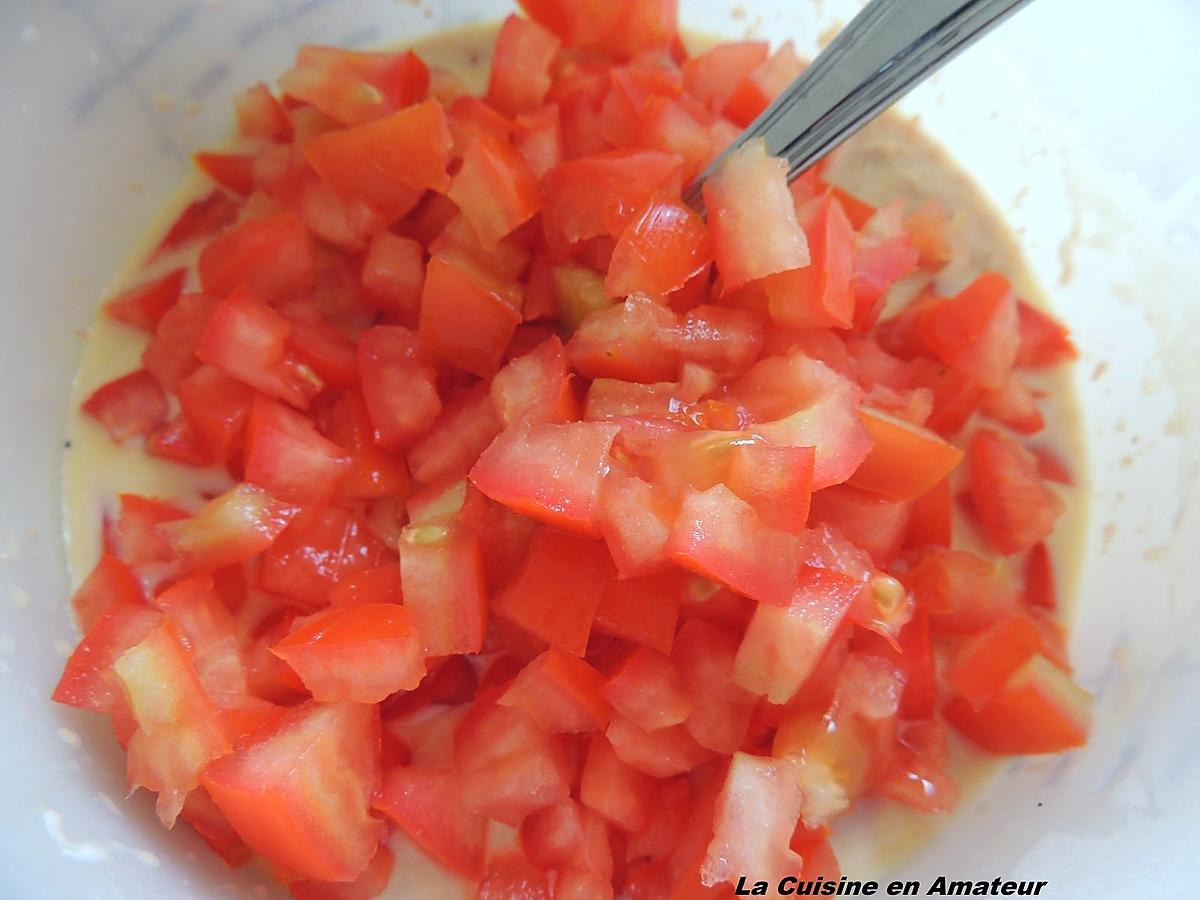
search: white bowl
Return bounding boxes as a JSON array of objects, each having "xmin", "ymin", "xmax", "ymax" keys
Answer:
[{"xmin": 1, "ymin": 0, "xmax": 1197, "ymax": 897}]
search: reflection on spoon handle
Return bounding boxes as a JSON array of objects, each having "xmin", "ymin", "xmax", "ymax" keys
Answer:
[{"xmin": 683, "ymin": 0, "xmax": 1034, "ymax": 212}]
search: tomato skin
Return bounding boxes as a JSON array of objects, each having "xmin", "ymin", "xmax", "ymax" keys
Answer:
[
  {"xmin": 180, "ymin": 788, "xmax": 253, "ymax": 869},
  {"xmin": 594, "ymin": 570, "xmax": 683, "ymax": 654},
  {"xmin": 398, "ymin": 522, "xmax": 488, "ymax": 656},
  {"xmin": 606, "ymin": 197, "xmax": 713, "ymax": 299},
  {"xmin": 492, "ymin": 528, "xmax": 613, "ymax": 656},
  {"xmin": 1023, "ymin": 542, "xmax": 1056, "ymax": 610},
  {"xmin": 419, "ymin": 250, "xmax": 523, "ymax": 378},
  {"xmin": 905, "ymin": 477, "xmax": 953, "ymax": 550},
  {"xmin": 470, "ymin": 420, "xmax": 619, "ymax": 537},
  {"xmin": 196, "ymin": 151, "xmax": 256, "ymax": 197},
  {"xmin": 849, "ymin": 406, "xmax": 964, "ymax": 502},
  {"xmin": 374, "ymin": 767, "xmax": 486, "ymax": 880},
  {"xmin": 967, "ymin": 428, "xmax": 1065, "ymax": 555},
  {"xmin": 726, "ymin": 441, "xmax": 814, "ymax": 535},
  {"xmin": 499, "ymin": 648, "xmax": 612, "ymax": 733},
  {"xmin": 160, "ymin": 483, "xmax": 298, "ymax": 571},
  {"xmin": 105, "ymin": 268, "xmax": 185, "ymax": 333},
  {"xmin": 203, "ymin": 701, "xmax": 385, "ymax": 883},
  {"xmin": 245, "ymin": 396, "xmax": 353, "ymax": 505},
  {"xmin": 355, "ymin": 325, "xmax": 442, "ymax": 449}
]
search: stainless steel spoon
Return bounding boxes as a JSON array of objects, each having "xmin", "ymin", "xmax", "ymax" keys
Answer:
[{"xmin": 682, "ymin": 0, "xmax": 1034, "ymax": 212}]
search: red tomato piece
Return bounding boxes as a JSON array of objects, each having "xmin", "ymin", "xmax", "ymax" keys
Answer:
[
  {"xmin": 499, "ymin": 648, "xmax": 611, "ymax": 733},
  {"xmin": 567, "ymin": 296, "xmax": 680, "ymax": 382},
  {"xmin": 673, "ymin": 619, "xmax": 758, "ymax": 754},
  {"xmin": 808, "ymin": 485, "xmax": 910, "ymax": 568},
  {"xmin": 454, "ymin": 697, "xmax": 574, "ymax": 826},
  {"xmin": 723, "ymin": 41, "xmax": 803, "ymax": 126},
  {"xmin": 517, "ymin": 0, "xmax": 625, "ymax": 48},
  {"xmin": 945, "ymin": 612, "xmax": 1051, "ymax": 710},
  {"xmin": 360, "ymin": 233, "xmax": 425, "ymax": 323},
  {"xmin": 322, "ymin": 391, "xmax": 412, "ymax": 501},
  {"xmin": 848, "ymin": 406, "xmax": 964, "ymax": 501},
  {"xmin": 146, "ymin": 415, "xmax": 212, "ymax": 467},
  {"xmin": 150, "ymin": 574, "xmax": 247, "ymax": 697},
  {"xmin": 398, "ymin": 522, "xmax": 488, "ymax": 656},
  {"xmin": 682, "ymin": 41, "xmax": 770, "ymax": 111},
  {"xmin": 672, "ymin": 305, "xmax": 765, "ymax": 376},
  {"xmin": 905, "ymin": 477, "xmax": 953, "ymax": 550},
  {"xmin": 1015, "ymin": 300, "xmax": 1077, "ymax": 368},
  {"xmin": 491, "ymin": 335, "xmax": 576, "ymax": 427},
  {"xmin": 152, "ymin": 191, "xmax": 240, "ymax": 259},
  {"xmin": 70, "ymin": 554, "xmax": 144, "ymax": 633},
  {"xmin": 944, "ymin": 655, "xmax": 1092, "ymax": 754},
  {"xmin": 458, "ymin": 485, "xmax": 539, "ymax": 588},
  {"xmin": 235, "ymin": 82, "xmax": 291, "ymax": 141},
  {"xmin": 279, "ymin": 46, "xmax": 429, "ymax": 125},
  {"xmin": 470, "ymin": 420, "xmax": 619, "ymax": 537},
  {"xmin": 327, "ymin": 564, "xmax": 402, "ymax": 609},
  {"xmin": 203, "ymin": 702, "xmax": 385, "ymax": 882},
  {"xmin": 304, "ymin": 100, "xmax": 451, "ymax": 218},
  {"xmin": 142, "ymin": 293, "xmax": 219, "ymax": 392},
  {"xmin": 160, "ymin": 483, "xmax": 298, "ymax": 571},
  {"xmin": 407, "ymin": 383, "xmax": 502, "ymax": 486},
  {"xmin": 374, "ymin": 767, "xmax": 486, "ymax": 880},
  {"xmin": 605, "ymin": 716, "xmax": 712, "ymax": 779},
  {"xmin": 917, "ymin": 273, "xmax": 1019, "ymax": 389},
  {"xmin": 580, "ymin": 733, "xmax": 658, "ymax": 832},
  {"xmin": 198, "ymin": 210, "xmax": 316, "ymax": 303},
  {"xmin": 271, "ymin": 604, "xmax": 424, "ymax": 703},
  {"xmin": 285, "ymin": 320, "xmax": 360, "ymax": 391},
  {"xmin": 355, "ymin": 325, "xmax": 442, "ymax": 449},
  {"xmin": 419, "ymin": 249, "xmax": 523, "ymax": 377},
  {"xmin": 244, "ymin": 396, "xmax": 352, "ymax": 505},
  {"xmin": 197, "ymin": 287, "xmax": 323, "ymax": 409},
  {"xmin": 478, "ymin": 854, "xmax": 552, "ymax": 900},
  {"xmin": 114, "ymin": 619, "xmax": 232, "ymax": 825},
  {"xmin": 899, "ymin": 548, "xmax": 1018, "ymax": 635},
  {"xmin": 492, "ymin": 528, "xmax": 613, "ymax": 656},
  {"xmin": 542, "ymin": 150, "xmax": 684, "ymax": 247},
  {"xmin": 968, "ymin": 428, "xmax": 1065, "ymax": 555},
  {"xmin": 53, "ymin": 603, "xmax": 163, "ymax": 715},
  {"xmin": 446, "ymin": 94, "xmax": 514, "ymax": 157},
  {"xmin": 704, "ymin": 140, "xmax": 810, "ymax": 291},
  {"xmin": 602, "ymin": 646, "xmax": 692, "ymax": 732},
  {"xmin": 81, "ymin": 370, "xmax": 168, "ymax": 445},
  {"xmin": 606, "ymin": 197, "xmax": 713, "ymax": 299},
  {"xmin": 289, "ymin": 843, "xmax": 395, "ymax": 900},
  {"xmin": 179, "ymin": 788, "xmax": 253, "ymax": 869},
  {"xmin": 105, "ymin": 268, "xmax": 185, "ymax": 333},
  {"xmin": 109, "ymin": 493, "xmax": 188, "ymax": 568},
  {"xmin": 979, "ymin": 371, "xmax": 1045, "ymax": 435},
  {"xmin": 851, "ymin": 202, "xmax": 920, "ymax": 329},
  {"xmin": 666, "ymin": 484, "xmax": 800, "ymax": 607},
  {"xmin": 702, "ymin": 753, "xmax": 803, "ymax": 889},
  {"xmin": 520, "ymin": 798, "xmax": 612, "ymax": 878},
  {"xmin": 765, "ymin": 193, "xmax": 854, "ymax": 329},
  {"xmin": 178, "ymin": 365, "xmax": 255, "ymax": 461},
  {"xmin": 448, "ymin": 134, "xmax": 543, "ymax": 247},
  {"xmin": 514, "ymin": 104, "xmax": 563, "ymax": 180},
  {"xmin": 259, "ymin": 505, "xmax": 394, "ymax": 607},
  {"xmin": 429, "ymin": 213, "xmax": 532, "ymax": 283},
  {"xmin": 195, "ymin": 151, "xmax": 256, "ymax": 197},
  {"xmin": 853, "ymin": 610, "xmax": 937, "ymax": 719},
  {"xmin": 726, "ymin": 441, "xmax": 815, "ymax": 535},
  {"xmin": 734, "ymin": 566, "xmax": 863, "ymax": 704},
  {"xmin": 593, "ymin": 570, "xmax": 683, "ymax": 654},
  {"xmin": 487, "ymin": 16, "xmax": 560, "ymax": 116},
  {"xmin": 1024, "ymin": 542, "xmax": 1057, "ymax": 610}
]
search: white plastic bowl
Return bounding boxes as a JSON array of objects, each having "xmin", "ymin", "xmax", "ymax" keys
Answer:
[{"xmin": 1, "ymin": 0, "xmax": 1197, "ymax": 897}]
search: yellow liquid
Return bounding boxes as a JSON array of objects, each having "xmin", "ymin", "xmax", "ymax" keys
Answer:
[{"xmin": 61, "ymin": 21, "xmax": 1088, "ymax": 893}]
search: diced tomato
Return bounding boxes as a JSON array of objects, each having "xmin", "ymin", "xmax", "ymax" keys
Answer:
[
  {"xmin": 448, "ymin": 133, "xmax": 543, "ymax": 249},
  {"xmin": 398, "ymin": 522, "xmax": 488, "ymax": 656},
  {"xmin": 904, "ymin": 200, "xmax": 952, "ymax": 269},
  {"xmin": 304, "ymin": 100, "xmax": 450, "ymax": 219},
  {"xmin": 289, "ymin": 843, "xmax": 395, "ymax": 900},
  {"xmin": 203, "ymin": 702, "xmax": 385, "ymax": 882},
  {"xmin": 196, "ymin": 151, "xmax": 256, "ymax": 197},
  {"xmin": 980, "ymin": 372, "xmax": 1045, "ymax": 434},
  {"xmin": 150, "ymin": 574, "xmax": 247, "ymax": 697},
  {"xmin": 244, "ymin": 396, "xmax": 352, "ymax": 505},
  {"xmin": 492, "ymin": 528, "xmax": 613, "ymax": 656},
  {"xmin": 360, "ymin": 233, "xmax": 425, "ymax": 324},
  {"xmin": 567, "ymin": 296, "xmax": 680, "ymax": 382},
  {"xmin": 809, "ymin": 485, "xmax": 909, "ymax": 568},
  {"xmin": 455, "ymin": 697, "xmax": 574, "ymax": 826},
  {"xmin": 407, "ymin": 383, "xmax": 502, "ymax": 486},
  {"xmin": 602, "ymin": 646, "xmax": 692, "ymax": 732},
  {"xmin": 486, "ymin": 15, "xmax": 561, "ymax": 117},
  {"xmin": 851, "ymin": 202, "xmax": 920, "ymax": 329},
  {"xmin": 726, "ymin": 441, "xmax": 814, "ymax": 534},
  {"xmin": 1015, "ymin": 300, "xmax": 1077, "ymax": 368},
  {"xmin": 905, "ymin": 477, "xmax": 953, "ymax": 549},
  {"xmin": 323, "ymin": 390, "xmax": 413, "ymax": 500},
  {"xmin": 605, "ymin": 715, "xmax": 713, "ymax": 780},
  {"xmin": 147, "ymin": 415, "xmax": 213, "ymax": 467},
  {"xmin": 447, "ymin": 94, "xmax": 514, "ymax": 158},
  {"xmin": 356, "ymin": 325, "xmax": 442, "ymax": 449},
  {"xmin": 53, "ymin": 603, "xmax": 163, "ymax": 715},
  {"xmin": 909, "ymin": 358, "xmax": 983, "ymax": 438},
  {"xmin": 271, "ymin": 603, "xmax": 424, "ymax": 703},
  {"xmin": 280, "ymin": 46, "xmax": 430, "ymax": 125},
  {"xmin": 673, "ymin": 305, "xmax": 765, "ymax": 376},
  {"xmin": 327, "ymin": 564, "xmax": 402, "ymax": 609},
  {"xmin": 899, "ymin": 548, "xmax": 1018, "ymax": 635},
  {"xmin": 944, "ymin": 655, "xmax": 1091, "ymax": 754},
  {"xmin": 177, "ymin": 365, "xmax": 255, "ymax": 461},
  {"xmin": 683, "ymin": 41, "xmax": 770, "ymax": 111},
  {"xmin": 605, "ymin": 197, "xmax": 712, "ymax": 299},
  {"xmin": 153, "ymin": 191, "xmax": 241, "ymax": 260},
  {"xmin": 734, "ymin": 566, "xmax": 862, "ymax": 703},
  {"xmin": 114, "ymin": 619, "xmax": 232, "ymax": 825},
  {"xmin": 286, "ymin": 320, "xmax": 360, "ymax": 390},
  {"xmin": 1024, "ymin": 542, "xmax": 1056, "ymax": 610},
  {"xmin": 470, "ymin": 420, "xmax": 619, "ymax": 537},
  {"xmin": 419, "ymin": 249, "xmax": 523, "ymax": 377},
  {"xmin": 142, "ymin": 293, "xmax": 219, "ymax": 392},
  {"xmin": 542, "ymin": 151, "xmax": 684, "ymax": 247},
  {"xmin": 704, "ymin": 140, "xmax": 809, "ymax": 291},
  {"xmin": 853, "ymin": 610, "xmax": 936, "ymax": 719},
  {"xmin": 234, "ymin": 82, "xmax": 291, "ymax": 141},
  {"xmin": 673, "ymin": 619, "xmax": 758, "ymax": 754},
  {"xmin": 702, "ymin": 753, "xmax": 803, "ymax": 888},
  {"xmin": 160, "ymin": 483, "xmax": 297, "ymax": 571},
  {"xmin": 580, "ymin": 733, "xmax": 658, "ymax": 832},
  {"xmin": 374, "ymin": 767, "xmax": 486, "ymax": 880},
  {"xmin": 259, "ymin": 505, "xmax": 394, "ymax": 607},
  {"xmin": 198, "ymin": 210, "xmax": 316, "ymax": 303},
  {"xmin": 70, "ymin": 554, "xmax": 144, "ymax": 633},
  {"xmin": 945, "ymin": 612, "xmax": 1051, "ymax": 710},
  {"xmin": 81, "ymin": 370, "xmax": 168, "ymax": 445},
  {"xmin": 723, "ymin": 41, "xmax": 803, "ymax": 126},
  {"xmin": 105, "ymin": 268, "xmax": 185, "ymax": 333},
  {"xmin": 180, "ymin": 788, "xmax": 253, "ymax": 869},
  {"xmin": 517, "ymin": 0, "xmax": 626, "ymax": 49},
  {"xmin": 499, "ymin": 648, "xmax": 611, "ymax": 733},
  {"xmin": 917, "ymin": 273, "xmax": 1018, "ymax": 388},
  {"xmin": 848, "ymin": 406, "xmax": 964, "ymax": 501},
  {"xmin": 968, "ymin": 428, "xmax": 1065, "ymax": 555},
  {"xmin": 109, "ymin": 493, "xmax": 187, "ymax": 568},
  {"xmin": 478, "ymin": 853, "xmax": 552, "ymax": 900},
  {"xmin": 197, "ymin": 287, "xmax": 323, "ymax": 409},
  {"xmin": 513, "ymin": 104, "xmax": 564, "ymax": 182},
  {"xmin": 521, "ymin": 798, "xmax": 612, "ymax": 879},
  {"xmin": 491, "ymin": 335, "xmax": 576, "ymax": 426},
  {"xmin": 594, "ymin": 570, "xmax": 683, "ymax": 654}
]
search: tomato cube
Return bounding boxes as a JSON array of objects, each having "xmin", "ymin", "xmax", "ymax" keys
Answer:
[
  {"xmin": 244, "ymin": 396, "xmax": 352, "ymax": 505},
  {"xmin": 142, "ymin": 293, "xmax": 219, "ymax": 392},
  {"xmin": 105, "ymin": 268, "xmax": 185, "ymax": 333},
  {"xmin": 398, "ymin": 522, "xmax": 488, "ymax": 656},
  {"xmin": 361, "ymin": 233, "xmax": 426, "ymax": 323},
  {"xmin": 605, "ymin": 197, "xmax": 712, "ymax": 299},
  {"xmin": 419, "ymin": 250, "xmax": 523, "ymax": 377},
  {"xmin": 673, "ymin": 619, "xmax": 758, "ymax": 754},
  {"xmin": 198, "ymin": 210, "xmax": 316, "ymax": 303},
  {"xmin": 447, "ymin": 134, "xmax": 543, "ymax": 247},
  {"xmin": 356, "ymin": 325, "xmax": 442, "ymax": 449},
  {"xmin": 81, "ymin": 370, "xmax": 168, "ymax": 446},
  {"xmin": 968, "ymin": 428, "xmax": 1065, "ymax": 555},
  {"xmin": 579, "ymin": 733, "xmax": 657, "ymax": 832},
  {"xmin": 765, "ymin": 192, "xmax": 855, "ymax": 329},
  {"xmin": 602, "ymin": 646, "xmax": 692, "ymax": 732},
  {"xmin": 159, "ymin": 483, "xmax": 298, "ymax": 572},
  {"xmin": 917, "ymin": 272, "xmax": 1019, "ymax": 388},
  {"xmin": 499, "ymin": 648, "xmax": 611, "ymax": 733},
  {"xmin": 593, "ymin": 570, "xmax": 683, "ymax": 654},
  {"xmin": 407, "ymin": 383, "xmax": 502, "ymax": 486},
  {"xmin": 374, "ymin": 767, "xmax": 486, "ymax": 880},
  {"xmin": 279, "ymin": 47, "xmax": 429, "ymax": 125}
]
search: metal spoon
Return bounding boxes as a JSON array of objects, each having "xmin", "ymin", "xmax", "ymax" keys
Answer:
[{"xmin": 682, "ymin": 0, "xmax": 1034, "ymax": 212}]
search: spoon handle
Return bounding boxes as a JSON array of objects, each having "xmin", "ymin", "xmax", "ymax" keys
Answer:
[{"xmin": 683, "ymin": 0, "xmax": 1033, "ymax": 211}]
